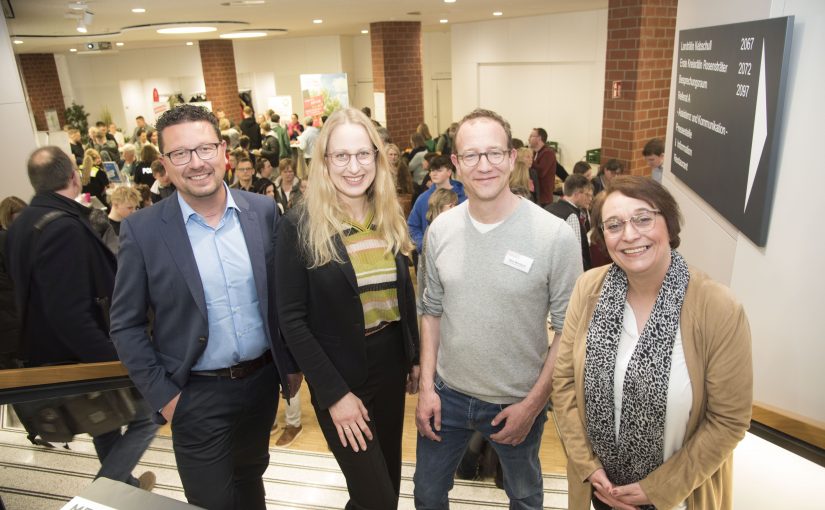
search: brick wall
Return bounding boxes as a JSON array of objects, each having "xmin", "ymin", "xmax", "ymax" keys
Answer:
[
  {"xmin": 198, "ymin": 40, "xmax": 241, "ymax": 124},
  {"xmin": 18, "ymin": 54, "xmax": 66, "ymax": 132},
  {"xmin": 601, "ymin": 0, "xmax": 677, "ymax": 175},
  {"xmin": 370, "ymin": 22, "xmax": 424, "ymax": 148}
]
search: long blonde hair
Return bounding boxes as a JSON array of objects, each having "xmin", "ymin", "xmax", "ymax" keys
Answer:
[
  {"xmin": 81, "ymin": 148, "xmax": 101, "ymax": 186},
  {"xmin": 509, "ymin": 147, "xmax": 532, "ymax": 192},
  {"xmin": 301, "ymin": 108, "xmax": 413, "ymax": 268}
]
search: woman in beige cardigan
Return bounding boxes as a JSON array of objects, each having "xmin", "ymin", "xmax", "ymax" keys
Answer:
[{"xmin": 552, "ymin": 176, "xmax": 752, "ymax": 510}]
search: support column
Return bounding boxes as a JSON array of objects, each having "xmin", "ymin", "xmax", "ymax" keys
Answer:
[
  {"xmin": 601, "ymin": 0, "xmax": 677, "ymax": 175},
  {"xmin": 198, "ymin": 40, "xmax": 240, "ymax": 124},
  {"xmin": 18, "ymin": 54, "xmax": 66, "ymax": 131},
  {"xmin": 370, "ymin": 21, "xmax": 424, "ymax": 147}
]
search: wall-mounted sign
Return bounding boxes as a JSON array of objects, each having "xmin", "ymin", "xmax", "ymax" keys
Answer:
[
  {"xmin": 670, "ymin": 17, "xmax": 793, "ymax": 246},
  {"xmin": 300, "ymin": 73, "xmax": 350, "ymax": 120}
]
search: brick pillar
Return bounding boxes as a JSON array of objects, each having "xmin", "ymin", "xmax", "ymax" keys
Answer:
[
  {"xmin": 18, "ymin": 54, "xmax": 66, "ymax": 131},
  {"xmin": 601, "ymin": 0, "xmax": 677, "ymax": 175},
  {"xmin": 370, "ymin": 21, "xmax": 424, "ymax": 148},
  {"xmin": 198, "ymin": 40, "xmax": 240, "ymax": 124}
]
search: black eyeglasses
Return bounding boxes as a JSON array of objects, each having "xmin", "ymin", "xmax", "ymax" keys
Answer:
[{"xmin": 162, "ymin": 143, "xmax": 221, "ymax": 165}]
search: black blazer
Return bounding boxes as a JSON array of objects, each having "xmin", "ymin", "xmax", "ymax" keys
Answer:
[{"xmin": 275, "ymin": 208, "xmax": 419, "ymax": 409}]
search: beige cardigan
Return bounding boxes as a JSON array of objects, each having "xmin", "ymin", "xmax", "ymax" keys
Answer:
[{"xmin": 552, "ymin": 264, "xmax": 752, "ymax": 510}]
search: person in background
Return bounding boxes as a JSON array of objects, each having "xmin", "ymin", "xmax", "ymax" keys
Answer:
[
  {"xmin": 553, "ymin": 176, "xmax": 752, "ymax": 510},
  {"xmin": 510, "ymin": 147, "xmax": 535, "ymax": 201},
  {"xmin": 435, "ymin": 123, "xmax": 458, "ymax": 156},
  {"xmin": 219, "ymin": 118, "xmax": 240, "ymax": 150},
  {"xmin": 528, "ymin": 127, "xmax": 557, "ymax": 207},
  {"xmin": 255, "ymin": 157, "xmax": 274, "ymax": 182},
  {"xmin": 92, "ymin": 127, "xmax": 120, "ymax": 162},
  {"xmin": 273, "ymin": 158, "xmax": 301, "ymax": 214},
  {"xmin": 109, "ymin": 122, "xmax": 125, "ymax": 148},
  {"xmin": 0, "ymin": 196, "xmax": 27, "ymax": 369},
  {"xmin": 240, "ymin": 106, "xmax": 263, "ymax": 150},
  {"xmin": 276, "ymin": 107, "xmax": 419, "ymax": 510},
  {"xmin": 134, "ymin": 184, "xmax": 152, "ymax": 209},
  {"xmin": 386, "ymin": 143, "xmax": 413, "ymax": 196},
  {"xmin": 69, "ymin": 128, "xmax": 85, "ymax": 166},
  {"xmin": 407, "ymin": 154, "xmax": 466, "ymax": 253},
  {"xmin": 545, "ymin": 174, "xmax": 594, "ymax": 271},
  {"xmin": 415, "ymin": 187, "xmax": 457, "ymax": 312},
  {"xmin": 592, "ymin": 158, "xmax": 624, "ymax": 195},
  {"xmin": 149, "ymin": 160, "xmax": 175, "ymax": 203},
  {"xmin": 118, "ymin": 143, "xmax": 138, "ymax": 179},
  {"xmin": 287, "ymin": 113, "xmax": 304, "ymax": 141},
  {"xmin": 133, "ymin": 144, "xmax": 160, "ymax": 187},
  {"xmin": 642, "ymin": 138, "xmax": 665, "ymax": 183},
  {"xmin": 104, "ymin": 186, "xmax": 141, "ymax": 254},
  {"xmin": 297, "ymin": 116, "xmax": 320, "ymax": 166},
  {"xmin": 6, "ymin": 147, "xmax": 158, "ymax": 490},
  {"xmin": 131, "ymin": 115, "xmax": 154, "ymax": 144},
  {"xmin": 80, "ymin": 148, "xmax": 110, "ymax": 206},
  {"xmin": 268, "ymin": 113, "xmax": 292, "ymax": 160},
  {"xmin": 229, "ymin": 156, "xmax": 258, "ymax": 192},
  {"xmin": 417, "ymin": 123, "xmax": 436, "ymax": 152},
  {"xmin": 572, "ymin": 161, "xmax": 594, "ymax": 180}
]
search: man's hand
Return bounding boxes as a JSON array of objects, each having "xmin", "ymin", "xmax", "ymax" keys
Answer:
[
  {"xmin": 161, "ymin": 392, "xmax": 181, "ymax": 423},
  {"xmin": 406, "ymin": 365, "xmax": 421, "ymax": 394},
  {"xmin": 415, "ymin": 387, "xmax": 442, "ymax": 441},
  {"xmin": 489, "ymin": 400, "xmax": 541, "ymax": 446},
  {"xmin": 329, "ymin": 392, "xmax": 373, "ymax": 452},
  {"xmin": 285, "ymin": 372, "xmax": 303, "ymax": 399}
]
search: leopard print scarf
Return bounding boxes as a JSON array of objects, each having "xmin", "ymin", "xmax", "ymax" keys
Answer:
[{"xmin": 583, "ymin": 250, "xmax": 690, "ymax": 501}]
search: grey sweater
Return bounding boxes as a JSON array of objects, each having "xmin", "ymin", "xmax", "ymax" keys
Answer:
[{"xmin": 421, "ymin": 199, "xmax": 581, "ymax": 404}]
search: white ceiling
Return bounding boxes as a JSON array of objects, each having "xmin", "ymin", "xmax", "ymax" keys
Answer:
[{"xmin": 6, "ymin": 0, "xmax": 607, "ymax": 54}]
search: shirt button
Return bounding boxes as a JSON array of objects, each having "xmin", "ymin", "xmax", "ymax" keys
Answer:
[{"xmin": 198, "ymin": 336, "xmax": 207, "ymax": 344}]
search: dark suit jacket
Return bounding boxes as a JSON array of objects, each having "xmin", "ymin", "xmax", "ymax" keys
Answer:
[
  {"xmin": 110, "ymin": 189, "xmax": 297, "ymax": 420},
  {"xmin": 275, "ymin": 209, "xmax": 419, "ymax": 410}
]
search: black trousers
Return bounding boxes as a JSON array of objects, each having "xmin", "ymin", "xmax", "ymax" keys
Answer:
[
  {"xmin": 310, "ymin": 322, "xmax": 408, "ymax": 510},
  {"xmin": 171, "ymin": 363, "xmax": 278, "ymax": 510}
]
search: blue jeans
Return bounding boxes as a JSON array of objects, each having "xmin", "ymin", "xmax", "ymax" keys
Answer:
[
  {"xmin": 92, "ymin": 392, "xmax": 159, "ymax": 486},
  {"xmin": 413, "ymin": 375, "xmax": 547, "ymax": 510}
]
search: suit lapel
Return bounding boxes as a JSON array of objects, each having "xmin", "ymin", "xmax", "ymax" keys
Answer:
[
  {"xmin": 233, "ymin": 190, "xmax": 268, "ymax": 311},
  {"xmin": 333, "ymin": 235, "xmax": 359, "ymax": 294},
  {"xmin": 159, "ymin": 193, "xmax": 208, "ymax": 320}
]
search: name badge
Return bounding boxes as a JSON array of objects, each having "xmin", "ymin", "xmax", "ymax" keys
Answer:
[{"xmin": 503, "ymin": 250, "xmax": 533, "ymax": 273}]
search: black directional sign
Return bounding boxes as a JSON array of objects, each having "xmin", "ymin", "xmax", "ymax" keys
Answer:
[{"xmin": 671, "ymin": 17, "xmax": 793, "ymax": 246}]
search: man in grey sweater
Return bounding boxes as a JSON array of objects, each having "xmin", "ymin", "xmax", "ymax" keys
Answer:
[{"xmin": 413, "ymin": 109, "xmax": 581, "ymax": 510}]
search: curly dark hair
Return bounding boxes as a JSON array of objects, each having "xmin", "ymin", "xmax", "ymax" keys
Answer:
[{"xmin": 155, "ymin": 104, "xmax": 221, "ymax": 153}]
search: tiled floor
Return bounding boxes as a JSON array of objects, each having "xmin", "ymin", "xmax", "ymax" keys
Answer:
[{"xmin": 0, "ymin": 406, "xmax": 569, "ymax": 509}]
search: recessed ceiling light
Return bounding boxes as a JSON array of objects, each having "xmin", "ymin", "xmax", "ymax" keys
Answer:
[
  {"xmin": 186, "ymin": 41, "xmax": 194, "ymax": 46},
  {"xmin": 70, "ymin": 48, "xmax": 77, "ymax": 52},
  {"xmin": 131, "ymin": 8, "xmax": 146, "ymax": 13},
  {"xmin": 77, "ymin": 25, "xmax": 87, "ymax": 33},
  {"xmin": 220, "ymin": 31, "xmax": 267, "ymax": 39},
  {"xmin": 440, "ymin": 19, "xmax": 449, "ymax": 24},
  {"xmin": 312, "ymin": 19, "xmax": 323, "ymax": 24},
  {"xmin": 493, "ymin": 11, "xmax": 503, "ymax": 16},
  {"xmin": 116, "ymin": 42, "xmax": 124, "ymax": 46},
  {"xmin": 444, "ymin": 0, "xmax": 456, "ymax": 3},
  {"xmin": 13, "ymin": 39, "xmax": 23, "ymax": 45},
  {"xmin": 361, "ymin": 29, "xmax": 369, "ymax": 34},
  {"xmin": 157, "ymin": 26, "xmax": 217, "ymax": 34}
]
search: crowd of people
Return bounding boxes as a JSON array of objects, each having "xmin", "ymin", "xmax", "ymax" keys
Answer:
[{"xmin": 0, "ymin": 103, "xmax": 752, "ymax": 510}]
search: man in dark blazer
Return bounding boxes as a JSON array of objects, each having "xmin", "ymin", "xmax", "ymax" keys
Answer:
[{"xmin": 110, "ymin": 104, "xmax": 301, "ymax": 510}]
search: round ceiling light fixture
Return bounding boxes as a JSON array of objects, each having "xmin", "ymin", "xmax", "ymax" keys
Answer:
[{"xmin": 220, "ymin": 31, "xmax": 267, "ymax": 39}]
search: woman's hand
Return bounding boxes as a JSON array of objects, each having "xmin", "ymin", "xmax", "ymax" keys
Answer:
[
  {"xmin": 406, "ymin": 365, "xmax": 421, "ymax": 394},
  {"xmin": 328, "ymin": 392, "xmax": 373, "ymax": 452},
  {"xmin": 611, "ymin": 482, "xmax": 651, "ymax": 506},
  {"xmin": 589, "ymin": 469, "xmax": 638, "ymax": 510}
]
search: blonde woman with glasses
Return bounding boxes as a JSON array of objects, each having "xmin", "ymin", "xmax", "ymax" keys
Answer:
[{"xmin": 275, "ymin": 107, "xmax": 420, "ymax": 510}]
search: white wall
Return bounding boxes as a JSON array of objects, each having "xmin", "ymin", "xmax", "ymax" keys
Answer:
[
  {"xmin": 451, "ymin": 10, "xmax": 608, "ymax": 168},
  {"xmin": 61, "ymin": 45, "xmax": 205, "ymax": 135},
  {"xmin": 0, "ymin": 17, "xmax": 37, "ymax": 200},
  {"xmin": 669, "ymin": 0, "xmax": 825, "ymax": 428}
]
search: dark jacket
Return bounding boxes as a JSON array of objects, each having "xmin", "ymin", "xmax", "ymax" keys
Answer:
[
  {"xmin": 275, "ymin": 208, "xmax": 419, "ymax": 409},
  {"xmin": 240, "ymin": 116, "xmax": 263, "ymax": 150},
  {"xmin": 545, "ymin": 199, "xmax": 592, "ymax": 271},
  {"xmin": 0, "ymin": 230, "xmax": 22, "ymax": 368},
  {"xmin": 5, "ymin": 192, "xmax": 117, "ymax": 365}
]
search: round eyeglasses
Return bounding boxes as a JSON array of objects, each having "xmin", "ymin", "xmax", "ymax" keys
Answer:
[
  {"xmin": 325, "ymin": 149, "xmax": 377, "ymax": 167},
  {"xmin": 601, "ymin": 209, "xmax": 661, "ymax": 237},
  {"xmin": 456, "ymin": 149, "xmax": 508, "ymax": 167}
]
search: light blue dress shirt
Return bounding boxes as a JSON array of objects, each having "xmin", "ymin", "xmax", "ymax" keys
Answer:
[{"xmin": 178, "ymin": 186, "xmax": 269, "ymax": 370}]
